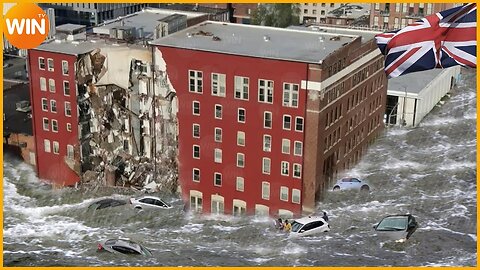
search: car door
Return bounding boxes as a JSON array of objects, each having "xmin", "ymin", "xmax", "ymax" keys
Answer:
[
  {"xmin": 139, "ymin": 198, "xmax": 156, "ymax": 209},
  {"xmin": 153, "ymin": 199, "xmax": 168, "ymax": 209},
  {"xmin": 301, "ymin": 221, "xmax": 325, "ymax": 237}
]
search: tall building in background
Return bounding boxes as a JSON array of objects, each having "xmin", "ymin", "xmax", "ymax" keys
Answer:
[
  {"xmin": 299, "ymin": 3, "xmax": 342, "ymax": 24},
  {"xmin": 369, "ymin": 3, "xmax": 457, "ymax": 30}
]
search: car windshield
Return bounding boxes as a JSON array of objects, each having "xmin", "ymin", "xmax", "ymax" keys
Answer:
[
  {"xmin": 376, "ymin": 216, "xmax": 408, "ymax": 231},
  {"xmin": 291, "ymin": 221, "xmax": 304, "ymax": 233}
]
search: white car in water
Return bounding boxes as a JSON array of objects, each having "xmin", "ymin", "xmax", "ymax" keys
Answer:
[
  {"xmin": 289, "ymin": 216, "xmax": 330, "ymax": 238},
  {"xmin": 129, "ymin": 195, "xmax": 172, "ymax": 210},
  {"xmin": 332, "ymin": 177, "xmax": 370, "ymax": 191}
]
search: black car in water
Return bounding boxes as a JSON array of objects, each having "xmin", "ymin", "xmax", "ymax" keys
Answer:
[{"xmin": 374, "ymin": 214, "xmax": 418, "ymax": 242}]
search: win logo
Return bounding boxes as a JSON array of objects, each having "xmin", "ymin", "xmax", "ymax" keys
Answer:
[{"xmin": 3, "ymin": 4, "xmax": 50, "ymax": 49}]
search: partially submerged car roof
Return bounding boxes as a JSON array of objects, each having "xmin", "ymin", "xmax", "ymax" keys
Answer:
[{"xmin": 293, "ymin": 216, "xmax": 327, "ymax": 224}]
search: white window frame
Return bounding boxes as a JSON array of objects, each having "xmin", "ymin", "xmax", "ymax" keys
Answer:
[
  {"xmin": 281, "ymin": 161, "xmax": 289, "ymax": 176},
  {"xmin": 280, "ymin": 186, "xmax": 289, "ymax": 202},
  {"xmin": 283, "ymin": 115, "xmax": 291, "ymax": 130},
  {"xmin": 63, "ymin": 81, "xmax": 70, "ymax": 96},
  {"xmin": 293, "ymin": 163, "xmax": 302, "ymax": 178},
  {"xmin": 65, "ymin": 102, "xmax": 71, "ymax": 117},
  {"xmin": 53, "ymin": 141, "xmax": 59, "ymax": 154},
  {"xmin": 193, "ymin": 145, "xmax": 200, "ymax": 159},
  {"xmin": 237, "ymin": 131, "xmax": 245, "ymax": 146},
  {"xmin": 40, "ymin": 77, "xmax": 46, "ymax": 91},
  {"xmin": 236, "ymin": 177, "xmax": 244, "ymax": 192},
  {"xmin": 42, "ymin": 118, "xmax": 49, "ymax": 131},
  {"xmin": 237, "ymin": 153, "xmax": 245, "ymax": 168},
  {"xmin": 215, "ymin": 104, "xmax": 222, "ymax": 119},
  {"xmin": 67, "ymin": 123, "xmax": 72, "ymax": 132},
  {"xmin": 192, "ymin": 101, "xmax": 200, "ymax": 116},
  {"xmin": 214, "ymin": 148, "xmax": 222, "ymax": 163},
  {"xmin": 282, "ymin": 139, "xmax": 290, "ymax": 154},
  {"xmin": 211, "ymin": 195, "xmax": 225, "ymax": 214},
  {"xmin": 62, "ymin": 60, "xmax": 69, "ymax": 75},
  {"xmin": 51, "ymin": 119, "xmax": 58, "ymax": 132},
  {"xmin": 258, "ymin": 79, "xmax": 273, "ymax": 103},
  {"xmin": 39, "ymin": 57, "xmax": 45, "ymax": 70},
  {"xmin": 50, "ymin": 100, "xmax": 57, "ymax": 113},
  {"xmin": 41, "ymin": 98, "xmax": 48, "ymax": 111},
  {"xmin": 262, "ymin": 181, "xmax": 270, "ymax": 200},
  {"xmin": 263, "ymin": 135, "xmax": 271, "ymax": 152},
  {"xmin": 47, "ymin": 58, "xmax": 54, "ymax": 71},
  {"xmin": 44, "ymin": 139, "xmax": 51, "ymax": 153},
  {"xmin": 292, "ymin": 189, "xmax": 301, "ymax": 204},
  {"xmin": 262, "ymin": 157, "xmax": 271, "ymax": 174},
  {"xmin": 214, "ymin": 127, "xmax": 222, "ymax": 142},
  {"xmin": 67, "ymin": 144, "xmax": 74, "ymax": 159},
  {"xmin": 234, "ymin": 76, "xmax": 249, "ymax": 100},
  {"xmin": 264, "ymin": 111, "xmax": 272, "ymax": 129},
  {"xmin": 193, "ymin": 168, "xmax": 200, "ymax": 182},
  {"xmin": 193, "ymin": 124, "xmax": 200, "ymax": 138},
  {"xmin": 283, "ymin": 83, "xmax": 299, "ymax": 108},
  {"xmin": 211, "ymin": 73, "xmax": 226, "ymax": 97},
  {"xmin": 295, "ymin": 117, "xmax": 304, "ymax": 132},
  {"xmin": 294, "ymin": 141, "xmax": 303, "ymax": 156},
  {"xmin": 238, "ymin": 108, "xmax": 246, "ymax": 123},
  {"xmin": 214, "ymin": 172, "xmax": 222, "ymax": 187},
  {"xmin": 48, "ymin": 79, "xmax": 55, "ymax": 93},
  {"xmin": 189, "ymin": 70, "xmax": 203, "ymax": 93},
  {"xmin": 190, "ymin": 190, "xmax": 203, "ymax": 213}
]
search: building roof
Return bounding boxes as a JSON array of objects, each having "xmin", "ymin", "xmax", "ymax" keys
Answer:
[
  {"xmin": 3, "ymin": 82, "xmax": 32, "ymax": 136},
  {"xmin": 93, "ymin": 8, "xmax": 206, "ymax": 40},
  {"xmin": 150, "ymin": 21, "xmax": 359, "ymax": 63},
  {"xmin": 56, "ymin": 23, "xmax": 86, "ymax": 34},
  {"xmin": 388, "ymin": 69, "xmax": 444, "ymax": 95},
  {"xmin": 327, "ymin": 4, "xmax": 371, "ymax": 19},
  {"xmin": 34, "ymin": 38, "xmax": 111, "ymax": 55},
  {"xmin": 287, "ymin": 25, "xmax": 380, "ymax": 44}
]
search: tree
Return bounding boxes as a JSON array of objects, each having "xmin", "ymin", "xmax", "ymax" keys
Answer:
[{"xmin": 251, "ymin": 4, "xmax": 300, "ymax": 28}]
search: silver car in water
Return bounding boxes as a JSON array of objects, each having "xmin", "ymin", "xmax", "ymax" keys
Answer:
[
  {"xmin": 374, "ymin": 214, "xmax": 418, "ymax": 243},
  {"xmin": 129, "ymin": 195, "xmax": 172, "ymax": 210},
  {"xmin": 97, "ymin": 238, "xmax": 152, "ymax": 256},
  {"xmin": 333, "ymin": 177, "xmax": 370, "ymax": 191}
]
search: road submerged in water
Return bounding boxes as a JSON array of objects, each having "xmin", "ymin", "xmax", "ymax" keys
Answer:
[{"xmin": 3, "ymin": 69, "xmax": 477, "ymax": 266}]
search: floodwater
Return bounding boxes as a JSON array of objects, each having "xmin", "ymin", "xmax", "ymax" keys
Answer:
[{"xmin": 3, "ymin": 69, "xmax": 476, "ymax": 266}]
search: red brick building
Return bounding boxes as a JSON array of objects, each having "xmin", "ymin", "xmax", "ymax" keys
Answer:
[{"xmin": 152, "ymin": 22, "xmax": 386, "ymax": 217}]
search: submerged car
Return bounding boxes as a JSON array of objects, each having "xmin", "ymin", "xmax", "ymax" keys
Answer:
[
  {"xmin": 333, "ymin": 177, "xmax": 370, "ymax": 191},
  {"xmin": 289, "ymin": 216, "xmax": 330, "ymax": 238},
  {"xmin": 130, "ymin": 195, "xmax": 172, "ymax": 210},
  {"xmin": 374, "ymin": 214, "xmax": 418, "ymax": 242},
  {"xmin": 97, "ymin": 238, "xmax": 152, "ymax": 256},
  {"xmin": 88, "ymin": 198, "xmax": 126, "ymax": 210}
]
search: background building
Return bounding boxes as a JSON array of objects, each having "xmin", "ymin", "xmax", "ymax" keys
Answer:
[
  {"xmin": 152, "ymin": 21, "xmax": 386, "ymax": 217},
  {"xmin": 300, "ymin": 3, "xmax": 342, "ymax": 24}
]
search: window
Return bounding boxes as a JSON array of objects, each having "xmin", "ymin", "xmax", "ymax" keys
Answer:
[
  {"xmin": 40, "ymin": 77, "xmax": 46, "ymax": 91},
  {"xmin": 283, "ymin": 83, "xmax": 299, "ymax": 107},
  {"xmin": 214, "ymin": 173, "xmax": 222, "ymax": 186},
  {"xmin": 236, "ymin": 177, "xmax": 244, "ymax": 192},
  {"xmin": 39, "ymin": 57, "xmax": 45, "ymax": 70},
  {"xmin": 283, "ymin": 115, "xmax": 291, "ymax": 130},
  {"xmin": 67, "ymin": 123, "xmax": 72, "ymax": 132},
  {"xmin": 62, "ymin": 60, "xmax": 69, "ymax": 75},
  {"xmin": 258, "ymin": 79, "xmax": 273, "ymax": 103},
  {"xmin": 281, "ymin": 161, "xmax": 289, "ymax": 176},
  {"xmin": 237, "ymin": 131, "xmax": 245, "ymax": 146},
  {"xmin": 193, "ymin": 168, "xmax": 200, "ymax": 182},
  {"xmin": 214, "ymin": 148, "xmax": 222, "ymax": 163},
  {"xmin": 214, "ymin": 128, "xmax": 222, "ymax": 142},
  {"xmin": 41, "ymin": 98, "xmax": 48, "ymax": 111},
  {"xmin": 263, "ymin": 135, "xmax": 271, "ymax": 152},
  {"xmin": 51, "ymin": 119, "xmax": 58, "ymax": 132},
  {"xmin": 189, "ymin": 70, "xmax": 203, "ymax": 93},
  {"xmin": 295, "ymin": 117, "xmax": 304, "ymax": 132},
  {"xmin": 63, "ymin": 81, "xmax": 70, "ymax": 96},
  {"xmin": 304, "ymin": 9, "xmax": 308, "ymax": 14},
  {"xmin": 375, "ymin": 3, "xmax": 380, "ymax": 10},
  {"xmin": 211, "ymin": 73, "xmax": 226, "ymax": 97},
  {"xmin": 42, "ymin": 118, "xmax": 49, "ymax": 131},
  {"xmin": 264, "ymin": 111, "xmax": 272, "ymax": 128},
  {"xmin": 49, "ymin": 79, "xmax": 55, "ymax": 93},
  {"xmin": 234, "ymin": 76, "xmax": 249, "ymax": 100},
  {"xmin": 53, "ymin": 141, "xmax": 59, "ymax": 154},
  {"xmin": 292, "ymin": 189, "xmax": 301, "ymax": 204},
  {"xmin": 44, "ymin": 139, "xmax": 51, "ymax": 152},
  {"xmin": 65, "ymin": 102, "xmax": 71, "ymax": 117},
  {"xmin": 312, "ymin": 10, "xmax": 317, "ymax": 15},
  {"xmin": 237, "ymin": 153, "xmax": 245, "ymax": 168},
  {"xmin": 50, "ymin": 100, "xmax": 57, "ymax": 113},
  {"xmin": 282, "ymin": 139, "xmax": 290, "ymax": 154},
  {"xmin": 280, "ymin": 186, "xmax": 289, "ymax": 201},
  {"xmin": 215, "ymin": 104, "xmax": 222, "ymax": 119},
  {"xmin": 211, "ymin": 195, "xmax": 224, "ymax": 214},
  {"xmin": 262, "ymin": 182, "xmax": 270, "ymax": 200},
  {"xmin": 262, "ymin": 157, "xmax": 271, "ymax": 174},
  {"xmin": 193, "ymin": 124, "xmax": 200, "ymax": 138},
  {"xmin": 233, "ymin": 199, "xmax": 246, "ymax": 216},
  {"xmin": 293, "ymin": 163, "xmax": 302, "ymax": 178},
  {"xmin": 238, "ymin": 108, "xmax": 246, "ymax": 123},
  {"xmin": 330, "ymin": 3, "xmax": 334, "ymax": 7},
  {"xmin": 193, "ymin": 145, "xmax": 200, "ymax": 159},
  {"xmin": 294, "ymin": 141, "xmax": 303, "ymax": 156},
  {"xmin": 190, "ymin": 191, "xmax": 203, "ymax": 213},
  {"xmin": 47, "ymin": 58, "xmax": 54, "ymax": 71},
  {"xmin": 67, "ymin": 144, "xmax": 74, "ymax": 159},
  {"xmin": 193, "ymin": 101, "xmax": 200, "ymax": 115}
]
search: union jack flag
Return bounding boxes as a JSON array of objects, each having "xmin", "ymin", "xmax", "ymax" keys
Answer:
[{"xmin": 375, "ymin": 3, "xmax": 476, "ymax": 78}]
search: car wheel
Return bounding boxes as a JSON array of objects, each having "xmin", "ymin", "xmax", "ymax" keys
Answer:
[
  {"xmin": 333, "ymin": 186, "xmax": 340, "ymax": 191},
  {"xmin": 360, "ymin": 185, "xmax": 370, "ymax": 191}
]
